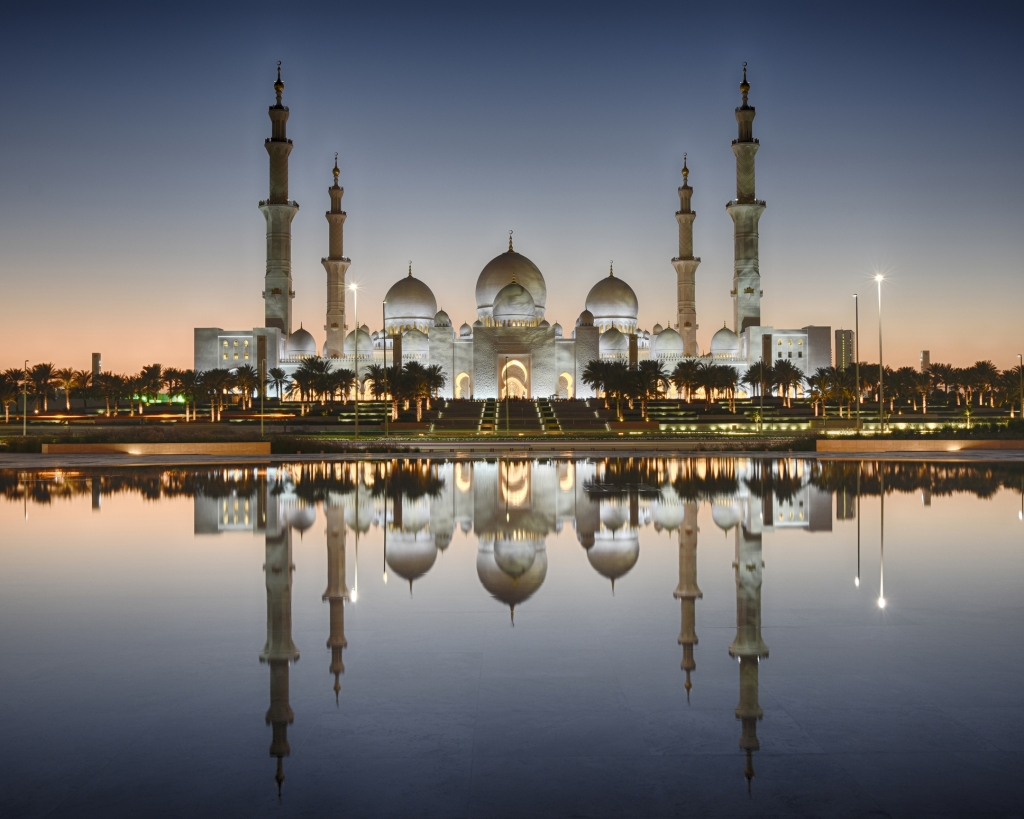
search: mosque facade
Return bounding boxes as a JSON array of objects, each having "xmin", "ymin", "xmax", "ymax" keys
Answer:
[{"xmin": 194, "ymin": 64, "xmax": 830, "ymax": 398}]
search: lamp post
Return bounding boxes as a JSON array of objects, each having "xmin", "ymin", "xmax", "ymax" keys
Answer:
[
  {"xmin": 1017, "ymin": 353, "xmax": 1022, "ymax": 420},
  {"xmin": 854, "ymin": 294, "xmax": 861, "ymax": 433},
  {"xmin": 350, "ymin": 283, "xmax": 359, "ymax": 439},
  {"xmin": 22, "ymin": 359, "xmax": 28, "ymax": 436},
  {"xmin": 382, "ymin": 300, "xmax": 389, "ymax": 439},
  {"xmin": 875, "ymin": 275, "xmax": 884, "ymax": 431}
]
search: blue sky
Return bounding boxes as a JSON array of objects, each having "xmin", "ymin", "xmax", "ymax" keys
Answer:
[{"xmin": 1, "ymin": 1, "xmax": 1022, "ymax": 371}]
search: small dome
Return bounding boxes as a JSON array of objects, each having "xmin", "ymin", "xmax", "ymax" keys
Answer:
[
  {"xmin": 384, "ymin": 270, "xmax": 437, "ymax": 332},
  {"xmin": 477, "ymin": 541, "xmax": 548, "ymax": 608},
  {"xmin": 653, "ymin": 327, "xmax": 684, "ymax": 358},
  {"xmin": 286, "ymin": 503, "xmax": 316, "ymax": 533},
  {"xmin": 643, "ymin": 331, "xmax": 651, "ymax": 341},
  {"xmin": 585, "ymin": 267, "xmax": 639, "ymax": 329},
  {"xmin": 538, "ymin": 319, "xmax": 550, "ymax": 329},
  {"xmin": 710, "ymin": 323, "xmax": 740, "ymax": 356},
  {"xmin": 386, "ymin": 530, "xmax": 437, "ymax": 584},
  {"xmin": 286, "ymin": 326, "xmax": 317, "ymax": 357},
  {"xmin": 587, "ymin": 530, "xmax": 640, "ymax": 582},
  {"xmin": 476, "ymin": 248, "xmax": 547, "ymax": 319},
  {"xmin": 711, "ymin": 502, "xmax": 741, "ymax": 532},
  {"xmin": 343, "ymin": 326, "xmax": 372, "ymax": 355},
  {"xmin": 434, "ymin": 310, "xmax": 451, "ymax": 327},
  {"xmin": 652, "ymin": 323, "xmax": 664, "ymax": 335},
  {"xmin": 577, "ymin": 310, "xmax": 595, "ymax": 327},
  {"xmin": 473, "ymin": 319, "xmax": 484, "ymax": 328},
  {"xmin": 492, "ymin": 281, "xmax": 536, "ymax": 324},
  {"xmin": 553, "ymin": 322, "xmax": 563, "ymax": 338},
  {"xmin": 599, "ymin": 327, "xmax": 628, "ymax": 356},
  {"xmin": 402, "ymin": 328, "xmax": 429, "ymax": 355},
  {"xmin": 459, "ymin": 322, "xmax": 473, "ymax": 337}
]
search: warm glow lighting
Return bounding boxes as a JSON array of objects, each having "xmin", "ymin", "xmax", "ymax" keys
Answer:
[
  {"xmin": 877, "ymin": 597, "xmax": 886, "ymax": 609},
  {"xmin": 855, "ymin": 577, "xmax": 860, "ymax": 587},
  {"xmin": 874, "ymin": 274, "xmax": 884, "ymax": 282},
  {"xmin": 350, "ymin": 589, "xmax": 358, "ymax": 602},
  {"xmin": 383, "ymin": 571, "xmax": 388, "ymax": 583}
]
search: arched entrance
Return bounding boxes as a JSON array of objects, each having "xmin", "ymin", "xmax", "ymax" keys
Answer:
[
  {"xmin": 455, "ymin": 372, "xmax": 471, "ymax": 399},
  {"xmin": 558, "ymin": 372, "xmax": 574, "ymax": 399},
  {"xmin": 500, "ymin": 358, "xmax": 530, "ymax": 399}
]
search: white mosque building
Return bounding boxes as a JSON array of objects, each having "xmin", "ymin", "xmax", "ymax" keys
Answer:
[{"xmin": 194, "ymin": 63, "xmax": 830, "ymax": 398}]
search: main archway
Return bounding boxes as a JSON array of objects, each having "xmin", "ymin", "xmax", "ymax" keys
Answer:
[{"xmin": 500, "ymin": 359, "xmax": 530, "ymax": 399}]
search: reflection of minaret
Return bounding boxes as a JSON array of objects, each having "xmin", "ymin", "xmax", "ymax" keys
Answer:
[
  {"xmin": 260, "ymin": 490, "xmax": 300, "ymax": 797},
  {"xmin": 674, "ymin": 502, "xmax": 701, "ymax": 701},
  {"xmin": 672, "ymin": 155, "xmax": 700, "ymax": 355},
  {"xmin": 323, "ymin": 499, "xmax": 349, "ymax": 703},
  {"xmin": 728, "ymin": 505, "xmax": 768, "ymax": 793}
]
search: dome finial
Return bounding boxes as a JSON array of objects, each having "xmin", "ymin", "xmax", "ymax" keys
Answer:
[
  {"xmin": 609, "ymin": 261, "xmax": 614, "ymax": 278},
  {"xmin": 740, "ymin": 61, "xmax": 750, "ymax": 104},
  {"xmin": 682, "ymin": 152, "xmax": 689, "ymax": 181},
  {"xmin": 408, "ymin": 261, "xmax": 412, "ymax": 278},
  {"xmin": 274, "ymin": 61, "xmax": 284, "ymax": 104},
  {"xmin": 508, "ymin": 230, "xmax": 513, "ymax": 252},
  {"xmin": 332, "ymin": 152, "xmax": 339, "ymax": 184}
]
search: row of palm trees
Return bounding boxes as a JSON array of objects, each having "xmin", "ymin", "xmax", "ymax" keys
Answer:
[{"xmin": 0, "ymin": 357, "xmax": 450, "ymax": 423}]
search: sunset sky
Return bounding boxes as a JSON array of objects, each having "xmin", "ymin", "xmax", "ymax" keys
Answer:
[{"xmin": 1, "ymin": 2, "xmax": 1022, "ymax": 373}]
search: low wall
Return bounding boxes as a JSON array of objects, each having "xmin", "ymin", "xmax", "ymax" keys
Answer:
[
  {"xmin": 41, "ymin": 442, "xmax": 272, "ymax": 456},
  {"xmin": 817, "ymin": 439, "xmax": 1024, "ymax": 453}
]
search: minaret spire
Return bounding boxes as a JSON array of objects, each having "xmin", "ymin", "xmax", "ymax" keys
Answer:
[
  {"xmin": 260, "ymin": 62, "xmax": 299, "ymax": 338},
  {"xmin": 672, "ymin": 152, "xmax": 701, "ymax": 355},
  {"xmin": 322, "ymin": 152, "xmax": 350, "ymax": 357},
  {"xmin": 727, "ymin": 62, "xmax": 766, "ymax": 335}
]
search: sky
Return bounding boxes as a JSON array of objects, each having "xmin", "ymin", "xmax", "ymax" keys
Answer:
[{"xmin": 1, "ymin": 1, "xmax": 1022, "ymax": 374}]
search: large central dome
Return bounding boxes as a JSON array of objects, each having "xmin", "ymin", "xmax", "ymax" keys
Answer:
[{"xmin": 476, "ymin": 245, "xmax": 546, "ymax": 322}]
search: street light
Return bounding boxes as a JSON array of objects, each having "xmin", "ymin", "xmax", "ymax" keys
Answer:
[
  {"xmin": 854, "ymin": 294, "xmax": 861, "ymax": 433},
  {"xmin": 350, "ymin": 283, "xmax": 359, "ymax": 439},
  {"xmin": 875, "ymin": 275, "xmax": 885, "ymax": 431},
  {"xmin": 1017, "ymin": 353, "xmax": 1022, "ymax": 420},
  {"xmin": 22, "ymin": 359, "xmax": 28, "ymax": 437}
]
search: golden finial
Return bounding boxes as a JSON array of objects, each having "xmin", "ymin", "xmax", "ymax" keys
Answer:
[
  {"xmin": 609, "ymin": 261, "xmax": 614, "ymax": 277},
  {"xmin": 274, "ymin": 61, "xmax": 284, "ymax": 102},
  {"xmin": 740, "ymin": 61, "xmax": 750, "ymax": 100},
  {"xmin": 682, "ymin": 152, "xmax": 689, "ymax": 181},
  {"xmin": 408, "ymin": 261, "xmax": 412, "ymax": 278},
  {"xmin": 332, "ymin": 152, "xmax": 340, "ymax": 183},
  {"xmin": 508, "ymin": 230, "xmax": 514, "ymax": 252}
]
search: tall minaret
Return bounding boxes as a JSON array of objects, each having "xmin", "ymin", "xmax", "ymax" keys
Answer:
[
  {"xmin": 259, "ymin": 62, "xmax": 299, "ymax": 337},
  {"xmin": 322, "ymin": 155, "xmax": 350, "ymax": 357},
  {"xmin": 672, "ymin": 156, "xmax": 700, "ymax": 356},
  {"xmin": 674, "ymin": 501, "xmax": 702, "ymax": 700},
  {"xmin": 727, "ymin": 63, "xmax": 766, "ymax": 334},
  {"xmin": 323, "ymin": 498, "xmax": 349, "ymax": 702},
  {"xmin": 728, "ymin": 495, "xmax": 769, "ymax": 793}
]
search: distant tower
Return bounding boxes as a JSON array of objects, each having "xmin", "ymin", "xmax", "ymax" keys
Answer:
[
  {"xmin": 727, "ymin": 63, "xmax": 766, "ymax": 334},
  {"xmin": 672, "ymin": 156, "xmax": 700, "ymax": 356},
  {"xmin": 674, "ymin": 502, "xmax": 702, "ymax": 700},
  {"xmin": 259, "ymin": 63, "xmax": 299, "ymax": 336},
  {"xmin": 322, "ymin": 155, "xmax": 350, "ymax": 357}
]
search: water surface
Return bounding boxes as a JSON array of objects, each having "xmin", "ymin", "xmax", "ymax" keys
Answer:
[{"xmin": 1, "ymin": 458, "xmax": 1022, "ymax": 818}]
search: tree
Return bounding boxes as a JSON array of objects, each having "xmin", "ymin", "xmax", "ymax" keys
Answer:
[
  {"xmin": 602, "ymin": 361, "xmax": 631, "ymax": 420},
  {"xmin": 634, "ymin": 360, "xmax": 668, "ymax": 419},
  {"xmin": 138, "ymin": 363, "xmax": 164, "ymax": 413},
  {"xmin": 581, "ymin": 360, "xmax": 612, "ymax": 408},
  {"xmin": 741, "ymin": 361, "xmax": 773, "ymax": 400},
  {"xmin": 671, "ymin": 360, "xmax": 701, "ymax": 403},
  {"xmin": 806, "ymin": 367, "xmax": 835, "ymax": 418},
  {"xmin": 29, "ymin": 362, "xmax": 57, "ymax": 412},
  {"xmin": 402, "ymin": 361, "xmax": 430, "ymax": 421},
  {"xmin": 175, "ymin": 369, "xmax": 202, "ymax": 421},
  {"xmin": 267, "ymin": 367, "xmax": 291, "ymax": 402},
  {"xmin": 771, "ymin": 360, "xmax": 804, "ymax": 408},
  {"xmin": 363, "ymin": 364, "xmax": 391, "ymax": 401},
  {"xmin": 233, "ymin": 364, "xmax": 260, "ymax": 410},
  {"xmin": 201, "ymin": 369, "xmax": 233, "ymax": 421},
  {"xmin": 329, "ymin": 368, "xmax": 357, "ymax": 404},
  {"xmin": 424, "ymin": 364, "xmax": 447, "ymax": 408},
  {"xmin": 0, "ymin": 373, "xmax": 18, "ymax": 423},
  {"xmin": 972, "ymin": 360, "xmax": 999, "ymax": 407},
  {"xmin": 55, "ymin": 367, "xmax": 87, "ymax": 411}
]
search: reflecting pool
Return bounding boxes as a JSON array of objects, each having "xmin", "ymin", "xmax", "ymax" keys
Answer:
[{"xmin": 1, "ymin": 457, "xmax": 1023, "ymax": 817}]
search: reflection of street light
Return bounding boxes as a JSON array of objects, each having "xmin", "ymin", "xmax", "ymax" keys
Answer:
[
  {"xmin": 877, "ymin": 466, "xmax": 886, "ymax": 609},
  {"xmin": 875, "ymin": 275, "xmax": 885, "ymax": 431},
  {"xmin": 22, "ymin": 359, "xmax": 28, "ymax": 437},
  {"xmin": 855, "ymin": 465, "xmax": 861, "ymax": 587},
  {"xmin": 350, "ymin": 283, "xmax": 359, "ymax": 439}
]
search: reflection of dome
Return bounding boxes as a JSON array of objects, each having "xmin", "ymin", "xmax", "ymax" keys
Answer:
[
  {"xmin": 434, "ymin": 531, "xmax": 452, "ymax": 550},
  {"xmin": 459, "ymin": 322, "xmax": 472, "ymax": 337},
  {"xmin": 600, "ymin": 327, "xmax": 628, "ymax": 356},
  {"xmin": 476, "ymin": 249, "xmax": 546, "ymax": 319},
  {"xmin": 434, "ymin": 310, "xmax": 451, "ymax": 327},
  {"xmin": 577, "ymin": 530, "xmax": 595, "ymax": 548},
  {"xmin": 652, "ymin": 487, "xmax": 685, "ymax": 532},
  {"xmin": 384, "ymin": 270, "xmax": 437, "ymax": 332},
  {"xmin": 494, "ymin": 538, "xmax": 539, "ymax": 579},
  {"xmin": 344, "ymin": 326, "xmax": 373, "ymax": 355},
  {"xmin": 587, "ymin": 530, "xmax": 640, "ymax": 583},
  {"xmin": 711, "ymin": 502, "xmax": 741, "ymax": 531},
  {"xmin": 653, "ymin": 327, "xmax": 684, "ymax": 358},
  {"xmin": 287, "ymin": 503, "xmax": 316, "ymax": 533},
  {"xmin": 286, "ymin": 325, "xmax": 317, "ymax": 357},
  {"xmin": 492, "ymin": 282, "xmax": 536, "ymax": 326},
  {"xmin": 600, "ymin": 501, "xmax": 629, "ymax": 531},
  {"xmin": 577, "ymin": 310, "xmax": 595, "ymax": 327},
  {"xmin": 586, "ymin": 267, "xmax": 638, "ymax": 330},
  {"xmin": 386, "ymin": 530, "xmax": 438, "ymax": 584},
  {"xmin": 402, "ymin": 328, "xmax": 429, "ymax": 355},
  {"xmin": 710, "ymin": 324, "xmax": 740, "ymax": 356},
  {"xmin": 477, "ymin": 541, "xmax": 547, "ymax": 608}
]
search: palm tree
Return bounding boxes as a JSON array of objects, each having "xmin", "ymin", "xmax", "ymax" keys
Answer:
[
  {"xmin": 268, "ymin": 367, "xmax": 291, "ymax": 401},
  {"xmin": 602, "ymin": 361, "xmax": 631, "ymax": 420},
  {"xmin": 926, "ymin": 362, "xmax": 953, "ymax": 401},
  {"xmin": 233, "ymin": 364, "xmax": 260, "ymax": 410},
  {"xmin": 29, "ymin": 362, "xmax": 57, "ymax": 412},
  {"xmin": 201, "ymin": 369, "xmax": 233, "ymax": 421},
  {"xmin": 581, "ymin": 360, "xmax": 612, "ymax": 408},
  {"xmin": 363, "ymin": 364, "xmax": 391, "ymax": 401},
  {"xmin": 634, "ymin": 360, "xmax": 668, "ymax": 419},
  {"xmin": 671, "ymin": 360, "xmax": 701, "ymax": 403},
  {"xmin": 741, "ymin": 361, "xmax": 773, "ymax": 400},
  {"xmin": 424, "ymin": 365, "xmax": 447, "ymax": 409},
  {"xmin": 0, "ymin": 373, "xmax": 18, "ymax": 423},
  {"xmin": 402, "ymin": 361, "xmax": 431, "ymax": 421},
  {"xmin": 138, "ymin": 364, "xmax": 164, "ymax": 413},
  {"xmin": 806, "ymin": 367, "xmax": 835, "ymax": 418},
  {"xmin": 715, "ymin": 364, "xmax": 740, "ymax": 413},
  {"xmin": 55, "ymin": 367, "xmax": 81, "ymax": 411},
  {"xmin": 771, "ymin": 360, "xmax": 803, "ymax": 408},
  {"xmin": 329, "ymin": 368, "xmax": 357, "ymax": 404},
  {"xmin": 175, "ymin": 369, "xmax": 202, "ymax": 421},
  {"xmin": 972, "ymin": 360, "xmax": 999, "ymax": 407}
]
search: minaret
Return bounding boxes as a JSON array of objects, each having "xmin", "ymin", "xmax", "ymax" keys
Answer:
[
  {"xmin": 260, "ymin": 488, "xmax": 300, "ymax": 796},
  {"xmin": 322, "ymin": 155, "xmax": 350, "ymax": 357},
  {"xmin": 728, "ymin": 496, "xmax": 769, "ymax": 793},
  {"xmin": 674, "ymin": 501, "xmax": 702, "ymax": 700},
  {"xmin": 727, "ymin": 63, "xmax": 766, "ymax": 334},
  {"xmin": 323, "ymin": 498, "xmax": 349, "ymax": 702},
  {"xmin": 672, "ymin": 156, "xmax": 700, "ymax": 356},
  {"xmin": 259, "ymin": 62, "xmax": 299, "ymax": 336}
]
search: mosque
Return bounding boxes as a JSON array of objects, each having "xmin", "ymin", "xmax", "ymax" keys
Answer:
[{"xmin": 194, "ymin": 64, "xmax": 831, "ymax": 397}]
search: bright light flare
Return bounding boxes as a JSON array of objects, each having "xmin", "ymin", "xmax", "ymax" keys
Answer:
[
  {"xmin": 854, "ymin": 576, "xmax": 860, "ymax": 587},
  {"xmin": 877, "ymin": 597, "xmax": 886, "ymax": 609}
]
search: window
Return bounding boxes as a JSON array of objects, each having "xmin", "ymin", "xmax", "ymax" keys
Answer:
[
  {"xmin": 233, "ymin": 353, "xmax": 239, "ymax": 360},
  {"xmin": 788, "ymin": 352, "xmax": 793, "ymax": 358},
  {"xmin": 244, "ymin": 340, "xmax": 249, "ymax": 347},
  {"xmin": 798, "ymin": 352, "xmax": 803, "ymax": 358},
  {"xmin": 244, "ymin": 353, "xmax": 249, "ymax": 360},
  {"xmin": 777, "ymin": 352, "xmax": 782, "ymax": 358},
  {"xmin": 222, "ymin": 354, "xmax": 228, "ymax": 360},
  {"xmin": 222, "ymin": 341, "xmax": 228, "ymax": 348},
  {"xmin": 233, "ymin": 341, "xmax": 239, "ymax": 347},
  {"xmin": 797, "ymin": 339, "xmax": 803, "ymax": 346}
]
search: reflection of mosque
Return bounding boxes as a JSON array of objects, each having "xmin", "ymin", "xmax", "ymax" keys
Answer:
[{"xmin": 191, "ymin": 458, "xmax": 834, "ymax": 793}]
